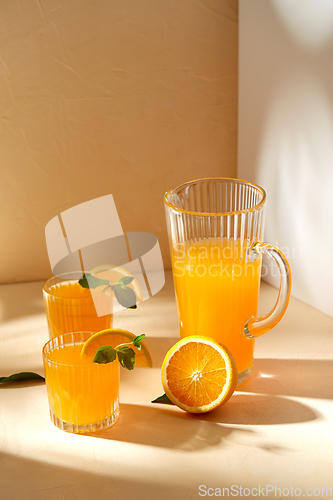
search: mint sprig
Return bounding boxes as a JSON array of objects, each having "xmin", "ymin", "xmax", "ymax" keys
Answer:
[
  {"xmin": 116, "ymin": 347, "xmax": 136, "ymax": 370},
  {"xmin": 93, "ymin": 334, "xmax": 145, "ymax": 371},
  {"xmin": 78, "ymin": 273, "xmax": 109, "ymax": 289},
  {"xmin": 111, "ymin": 284, "xmax": 137, "ymax": 309},
  {"xmin": 92, "ymin": 345, "xmax": 117, "ymax": 364},
  {"xmin": 79, "ymin": 273, "xmax": 137, "ymax": 309}
]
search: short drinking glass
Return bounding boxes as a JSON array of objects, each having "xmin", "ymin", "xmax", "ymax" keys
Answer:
[
  {"xmin": 43, "ymin": 273, "xmax": 113, "ymax": 339},
  {"xmin": 42, "ymin": 331, "xmax": 120, "ymax": 433}
]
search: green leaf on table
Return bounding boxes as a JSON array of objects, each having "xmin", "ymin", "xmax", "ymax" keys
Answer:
[
  {"xmin": 111, "ymin": 284, "xmax": 137, "ymax": 309},
  {"xmin": 0, "ymin": 372, "xmax": 45, "ymax": 384},
  {"xmin": 117, "ymin": 347, "xmax": 136, "ymax": 370},
  {"xmin": 151, "ymin": 393, "xmax": 174, "ymax": 405},
  {"xmin": 93, "ymin": 345, "xmax": 117, "ymax": 364},
  {"xmin": 78, "ymin": 273, "xmax": 109, "ymax": 289}
]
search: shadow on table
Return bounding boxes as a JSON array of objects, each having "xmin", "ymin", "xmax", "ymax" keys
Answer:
[
  {"xmin": 238, "ymin": 358, "xmax": 333, "ymax": 400},
  {"xmin": 92, "ymin": 394, "xmax": 317, "ymax": 449},
  {"xmin": 0, "ymin": 451, "xmax": 195, "ymax": 500},
  {"xmin": 91, "ymin": 403, "xmax": 255, "ymax": 450},
  {"xmin": 197, "ymin": 358, "xmax": 331, "ymax": 426},
  {"xmin": 197, "ymin": 393, "xmax": 318, "ymax": 426}
]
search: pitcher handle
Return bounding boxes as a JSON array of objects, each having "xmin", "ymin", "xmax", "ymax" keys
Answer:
[{"xmin": 244, "ymin": 242, "xmax": 291, "ymax": 339}]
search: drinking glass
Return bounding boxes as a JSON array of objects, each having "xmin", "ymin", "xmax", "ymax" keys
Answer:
[
  {"xmin": 43, "ymin": 273, "xmax": 113, "ymax": 339},
  {"xmin": 164, "ymin": 178, "xmax": 291, "ymax": 383},
  {"xmin": 42, "ymin": 331, "xmax": 120, "ymax": 433}
]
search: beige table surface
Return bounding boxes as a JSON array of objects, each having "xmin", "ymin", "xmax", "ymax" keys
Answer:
[{"xmin": 0, "ymin": 271, "xmax": 333, "ymax": 500}]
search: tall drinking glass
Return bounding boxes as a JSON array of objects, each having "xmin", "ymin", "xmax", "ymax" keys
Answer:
[{"xmin": 164, "ymin": 178, "xmax": 291, "ymax": 383}]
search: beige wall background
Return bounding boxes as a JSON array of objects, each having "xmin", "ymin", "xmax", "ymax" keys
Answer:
[
  {"xmin": 238, "ymin": 0, "xmax": 333, "ymax": 317},
  {"xmin": 0, "ymin": 0, "xmax": 238, "ymax": 284}
]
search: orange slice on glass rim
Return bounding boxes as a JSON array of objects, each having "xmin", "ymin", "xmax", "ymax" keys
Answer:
[
  {"xmin": 80, "ymin": 328, "xmax": 152, "ymax": 367},
  {"xmin": 161, "ymin": 336, "xmax": 237, "ymax": 413}
]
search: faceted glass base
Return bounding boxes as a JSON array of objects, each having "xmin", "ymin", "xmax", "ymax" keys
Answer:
[
  {"xmin": 50, "ymin": 403, "xmax": 120, "ymax": 434},
  {"xmin": 237, "ymin": 366, "xmax": 252, "ymax": 384}
]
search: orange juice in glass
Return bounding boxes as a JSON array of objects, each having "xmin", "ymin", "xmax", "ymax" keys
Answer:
[
  {"xmin": 165, "ymin": 178, "xmax": 291, "ymax": 383},
  {"xmin": 43, "ymin": 274, "xmax": 113, "ymax": 339},
  {"xmin": 42, "ymin": 332, "xmax": 119, "ymax": 433}
]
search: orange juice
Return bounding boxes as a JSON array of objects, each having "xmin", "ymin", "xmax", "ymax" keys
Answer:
[
  {"xmin": 43, "ymin": 332, "xmax": 119, "ymax": 433},
  {"xmin": 171, "ymin": 239, "xmax": 262, "ymax": 376},
  {"xmin": 43, "ymin": 278, "xmax": 112, "ymax": 339}
]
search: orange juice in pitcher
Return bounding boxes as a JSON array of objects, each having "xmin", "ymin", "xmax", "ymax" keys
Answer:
[
  {"xmin": 172, "ymin": 239, "xmax": 261, "ymax": 376},
  {"xmin": 165, "ymin": 178, "xmax": 291, "ymax": 383}
]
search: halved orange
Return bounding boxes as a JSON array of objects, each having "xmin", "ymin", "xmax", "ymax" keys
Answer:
[
  {"xmin": 80, "ymin": 328, "xmax": 152, "ymax": 367},
  {"xmin": 161, "ymin": 336, "xmax": 237, "ymax": 413}
]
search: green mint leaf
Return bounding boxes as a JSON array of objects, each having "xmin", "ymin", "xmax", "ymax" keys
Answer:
[
  {"xmin": 111, "ymin": 284, "xmax": 137, "ymax": 309},
  {"xmin": 116, "ymin": 345, "xmax": 132, "ymax": 353},
  {"xmin": 118, "ymin": 276, "xmax": 135, "ymax": 285},
  {"xmin": 79, "ymin": 273, "xmax": 109, "ymax": 289},
  {"xmin": 151, "ymin": 393, "xmax": 174, "ymax": 405},
  {"xmin": 117, "ymin": 347, "xmax": 136, "ymax": 370},
  {"xmin": 132, "ymin": 334, "xmax": 145, "ymax": 349},
  {"xmin": 93, "ymin": 345, "xmax": 117, "ymax": 364},
  {"xmin": 0, "ymin": 372, "xmax": 45, "ymax": 384}
]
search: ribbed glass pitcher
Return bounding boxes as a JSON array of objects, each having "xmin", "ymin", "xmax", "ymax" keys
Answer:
[{"xmin": 164, "ymin": 178, "xmax": 291, "ymax": 383}]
